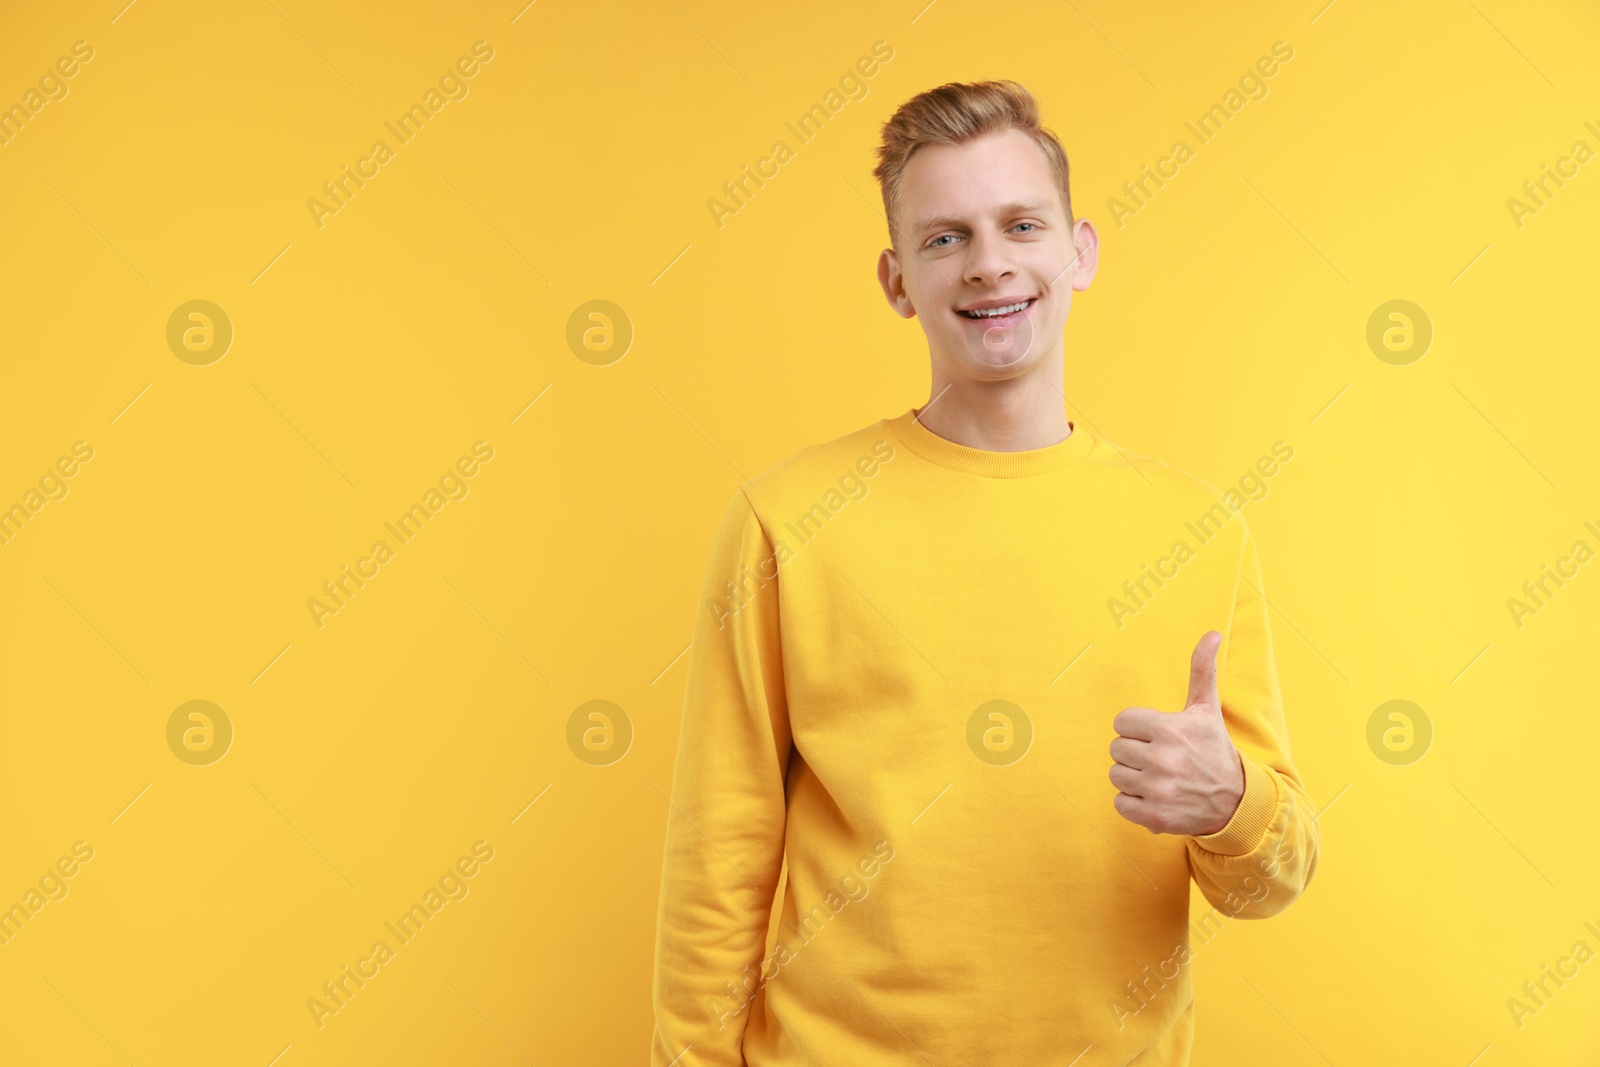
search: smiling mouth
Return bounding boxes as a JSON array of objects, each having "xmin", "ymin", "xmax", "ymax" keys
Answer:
[{"xmin": 958, "ymin": 298, "xmax": 1035, "ymax": 321}]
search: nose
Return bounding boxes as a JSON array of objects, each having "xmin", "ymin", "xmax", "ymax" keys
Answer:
[{"xmin": 963, "ymin": 227, "xmax": 1015, "ymax": 288}]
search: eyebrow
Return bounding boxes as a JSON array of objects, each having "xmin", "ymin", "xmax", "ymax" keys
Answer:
[{"xmin": 910, "ymin": 200, "xmax": 1055, "ymax": 235}]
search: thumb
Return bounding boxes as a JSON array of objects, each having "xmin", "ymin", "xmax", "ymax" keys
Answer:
[{"xmin": 1185, "ymin": 630, "xmax": 1222, "ymax": 712}]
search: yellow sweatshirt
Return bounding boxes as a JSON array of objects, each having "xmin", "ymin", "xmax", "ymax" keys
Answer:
[{"xmin": 651, "ymin": 407, "xmax": 1319, "ymax": 1066}]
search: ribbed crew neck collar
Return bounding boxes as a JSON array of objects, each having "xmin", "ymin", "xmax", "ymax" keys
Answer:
[{"xmin": 886, "ymin": 406, "xmax": 1094, "ymax": 478}]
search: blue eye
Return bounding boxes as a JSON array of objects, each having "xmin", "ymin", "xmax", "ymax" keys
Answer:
[
  {"xmin": 1014, "ymin": 222, "xmax": 1037, "ymax": 233},
  {"xmin": 928, "ymin": 234, "xmax": 958, "ymax": 248}
]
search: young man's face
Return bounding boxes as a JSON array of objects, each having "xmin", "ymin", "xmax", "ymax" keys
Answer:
[{"xmin": 877, "ymin": 127, "xmax": 1098, "ymax": 382}]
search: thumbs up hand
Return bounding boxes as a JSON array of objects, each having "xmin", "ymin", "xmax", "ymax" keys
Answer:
[{"xmin": 1109, "ymin": 631, "xmax": 1246, "ymax": 837}]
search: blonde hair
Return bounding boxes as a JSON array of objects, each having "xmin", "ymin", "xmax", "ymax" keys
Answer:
[{"xmin": 872, "ymin": 79, "xmax": 1073, "ymax": 250}]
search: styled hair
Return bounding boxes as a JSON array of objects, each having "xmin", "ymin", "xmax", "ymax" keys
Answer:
[{"xmin": 872, "ymin": 79, "xmax": 1073, "ymax": 250}]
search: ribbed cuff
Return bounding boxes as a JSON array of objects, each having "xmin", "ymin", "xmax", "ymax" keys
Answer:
[{"xmin": 1190, "ymin": 754, "xmax": 1279, "ymax": 857}]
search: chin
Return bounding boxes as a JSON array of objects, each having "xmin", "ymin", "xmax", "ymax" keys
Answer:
[{"xmin": 937, "ymin": 340, "xmax": 1045, "ymax": 379}]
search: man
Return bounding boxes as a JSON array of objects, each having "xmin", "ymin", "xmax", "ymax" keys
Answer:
[{"xmin": 651, "ymin": 79, "xmax": 1318, "ymax": 1066}]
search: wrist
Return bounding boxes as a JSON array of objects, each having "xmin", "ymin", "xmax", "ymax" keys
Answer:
[
  {"xmin": 1191, "ymin": 752, "xmax": 1279, "ymax": 856},
  {"xmin": 1204, "ymin": 749, "xmax": 1246, "ymax": 836}
]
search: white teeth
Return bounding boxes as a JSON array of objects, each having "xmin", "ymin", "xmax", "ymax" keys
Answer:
[{"xmin": 962, "ymin": 300, "xmax": 1030, "ymax": 318}]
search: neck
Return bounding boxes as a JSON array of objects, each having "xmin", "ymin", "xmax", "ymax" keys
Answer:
[{"xmin": 915, "ymin": 354, "xmax": 1072, "ymax": 452}]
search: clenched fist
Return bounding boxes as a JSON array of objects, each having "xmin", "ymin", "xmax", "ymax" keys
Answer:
[{"xmin": 1109, "ymin": 630, "xmax": 1245, "ymax": 836}]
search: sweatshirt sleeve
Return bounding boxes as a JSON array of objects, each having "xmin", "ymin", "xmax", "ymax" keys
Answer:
[
  {"xmin": 1184, "ymin": 520, "xmax": 1320, "ymax": 920},
  {"xmin": 650, "ymin": 485, "xmax": 793, "ymax": 1067}
]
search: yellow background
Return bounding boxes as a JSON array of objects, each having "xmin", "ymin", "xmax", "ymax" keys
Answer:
[{"xmin": 2, "ymin": 0, "xmax": 1597, "ymax": 1063}]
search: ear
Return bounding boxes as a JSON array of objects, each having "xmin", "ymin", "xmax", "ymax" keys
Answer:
[
  {"xmin": 877, "ymin": 247, "xmax": 916, "ymax": 319},
  {"xmin": 1066, "ymin": 217, "xmax": 1101, "ymax": 293}
]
